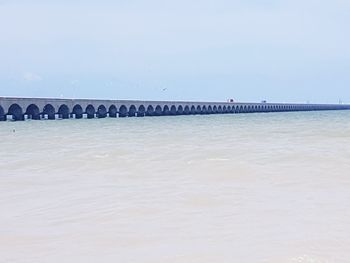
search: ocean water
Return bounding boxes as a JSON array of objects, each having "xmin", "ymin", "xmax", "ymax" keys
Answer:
[{"xmin": 1, "ymin": 111, "xmax": 350, "ymax": 263}]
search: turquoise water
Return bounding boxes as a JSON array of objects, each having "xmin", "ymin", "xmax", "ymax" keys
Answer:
[{"xmin": 1, "ymin": 111, "xmax": 350, "ymax": 263}]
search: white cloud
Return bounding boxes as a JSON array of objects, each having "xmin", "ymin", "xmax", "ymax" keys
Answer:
[{"xmin": 23, "ymin": 72, "xmax": 42, "ymax": 81}]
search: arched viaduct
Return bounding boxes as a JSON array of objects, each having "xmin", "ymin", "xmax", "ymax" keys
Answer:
[{"xmin": 0, "ymin": 97, "xmax": 349, "ymax": 121}]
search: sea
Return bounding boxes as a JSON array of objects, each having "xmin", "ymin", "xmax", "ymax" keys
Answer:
[{"xmin": 1, "ymin": 111, "xmax": 350, "ymax": 263}]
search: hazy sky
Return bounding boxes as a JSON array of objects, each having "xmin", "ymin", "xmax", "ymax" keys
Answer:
[{"xmin": 0, "ymin": 0, "xmax": 349, "ymax": 103}]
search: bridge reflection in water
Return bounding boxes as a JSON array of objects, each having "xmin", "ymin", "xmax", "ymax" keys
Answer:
[{"xmin": 0, "ymin": 97, "xmax": 349, "ymax": 121}]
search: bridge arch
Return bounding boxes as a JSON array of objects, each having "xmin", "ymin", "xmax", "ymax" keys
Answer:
[
  {"xmin": 170, "ymin": 105, "xmax": 177, "ymax": 115},
  {"xmin": 197, "ymin": 105, "xmax": 202, "ymax": 114},
  {"xmin": 218, "ymin": 106, "xmax": 223, "ymax": 113},
  {"xmin": 85, "ymin": 104, "xmax": 96, "ymax": 119},
  {"xmin": 213, "ymin": 105, "xmax": 218, "ymax": 114},
  {"xmin": 207, "ymin": 106, "xmax": 213, "ymax": 114},
  {"xmin": 155, "ymin": 105, "xmax": 162, "ymax": 116},
  {"xmin": 169, "ymin": 105, "xmax": 176, "ymax": 115},
  {"xmin": 58, "ymin": 104, "xmax": 70, "ymax": 119},
  {"xmin": 128, "ymin": 105, "xmax": 137, "ymax": 117},
  {"xmin": 109, "ymin": 105, "xmax": 117, "ymax": 117},
  {"xmin": 177, "ymin": 105, "xmax": 184, "ymax": 115},
  {"xmin": 0, "ymin": 105, "xmax": 5, "ymax": 121},
  {"xmin": 25, "ymin": 104, "xmax": 40, "ymax": 120},
  {"xmin": 190, "ymin": 105, "xmax": 196, "ymax": 114},
  {"xmin": 42, "ymin": 104, "xmax": 55, "ymax": 119},
  {"xmin": 72, "ymin": 104, "xmax": 83, "ymax": 119},
  {"xmin": 119, "ymin": 105, "xmax": 128, "ymax": 117},
  {"xmin": 97, "ymin": 105, "xmax": 107, "ymax": 118},
  {"xmin": 184, "ymin": 105, "xmax": 190, "ymax": 115},
  {"xmin": 138, "ymin": 105, "xmax": 146, "ymax": 117},
  {"xmin": 8, "ymin": 104, "xmax": 24, "ymax": 121},
  {"xmin": 163, "ymin": 105, "xmax": 170, "ymax": 115},
  {"xmin": 146, "ymin": 105, "xmax": 154, "ymax": 116},
  {"xmin": 201, "ymin": 105, "xmax": 207, "ymax": 114}
]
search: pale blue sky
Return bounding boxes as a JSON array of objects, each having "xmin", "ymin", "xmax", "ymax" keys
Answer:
[{"xmin": 0, "ymin": 0, "xmax": 349, "ymax": 103}]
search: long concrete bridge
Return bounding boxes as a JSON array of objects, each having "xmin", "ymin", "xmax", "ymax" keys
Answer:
[{"xmin": 0, "ymin": 97, "xmax": 349, "ymax": 121}]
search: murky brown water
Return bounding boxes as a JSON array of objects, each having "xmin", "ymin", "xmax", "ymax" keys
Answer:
[{"xmin": 1, "ymin": 111, "xmax": 350, "ymax": 263}]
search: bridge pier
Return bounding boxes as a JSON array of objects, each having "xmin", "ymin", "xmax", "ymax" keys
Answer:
[
  {"xmin": 75, "ymin": 114, "xmax": 83, "ymax": 119},
  {"xmin": 59, "ymin": 113, "xmax": 69, "ymax": 119},
  {"xmin": 41, "ymin": 113, "xmax": 55, "ymax": 120}
]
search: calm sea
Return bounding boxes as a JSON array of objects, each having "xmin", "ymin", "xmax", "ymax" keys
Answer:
[{"xmin": 1, "ymin": 111, "xmax": 350, "ymax": 263}]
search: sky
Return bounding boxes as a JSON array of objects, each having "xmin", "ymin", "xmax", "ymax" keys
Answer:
[{"xmin": 0, "ymin": 0, "xmax": 349, "ymax": 103}]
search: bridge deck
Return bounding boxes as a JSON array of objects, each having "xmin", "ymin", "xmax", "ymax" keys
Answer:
[{"xmin": 0, "ymin": 97, "xmax": 349, "ymax": 121}]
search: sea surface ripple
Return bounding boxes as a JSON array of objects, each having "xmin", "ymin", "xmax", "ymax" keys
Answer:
[{"xmin": 1, "ymin": 111, "xmax": 350, "ymax": 263}]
